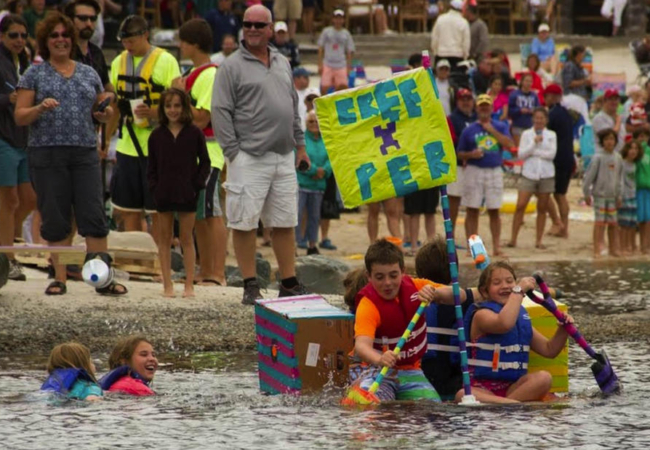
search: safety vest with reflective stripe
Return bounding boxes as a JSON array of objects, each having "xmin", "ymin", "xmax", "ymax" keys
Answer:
[
  {"xmin": 115, "ymin": 47, "xmax": 165, "ymax": 130},
  {"xmin": 463, "ymin": 300, "xmax": 532, "ymax": 381},
  {"xmin": 185, "ymin": 63, "xmax": 216, "ymax": 140},
  {"xmin": 354, "ymin": 276, "xmax": 428, "ymax": 367}
]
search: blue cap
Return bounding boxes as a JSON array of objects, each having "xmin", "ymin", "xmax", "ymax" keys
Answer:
[{"xmin": 293, "ymin": 67, "xmax": 310, "ymax": 78}]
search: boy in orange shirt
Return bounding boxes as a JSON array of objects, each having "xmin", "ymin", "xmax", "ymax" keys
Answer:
[{"xmin": 353, "ymin": 239, "xmax": 463, "ymax": 401}]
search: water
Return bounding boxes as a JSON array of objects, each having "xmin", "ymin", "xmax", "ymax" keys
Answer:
[{"xmin": 1, "ymin": 342, "xmax": 648, "ymax": 449}]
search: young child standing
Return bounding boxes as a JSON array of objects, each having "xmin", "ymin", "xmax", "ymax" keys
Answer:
[
  {"xmin": 634, "ymin": 129, "xmax": 650, "ymax": 253},
  {"xmin": 582, "ymin": 128, "xmax": 624, "ymax": 258},
  {"xmin": 353, "ymin": 239, "xmax": 462, "ymax": 402},
  {"xmin": 296, "ymin": 111, "xmax": 331, "ymax": 255},
  {"xmin": 147, "ymin": 88, "xmax": 210, "ymax": 298},
  {"xmin": 41, "ymin": 342, "xmax": 102, "ymax": 401},
  {"xmin": 461, "ymin": 262, "xmax": 572, "ymax": 404},
  {"xmin": 508, "ymin": 72, "xmax": 540, "ymax": 146},
  {"xmin": 317, "ymin": 8, "xmax": 355, "ymax": 94},
  {"xmin": 99, "ymin": 336, "xmax": 158, "ymax": 396},
  {"xmin": 619, "ymin": 140, "xmax": 643, "ymax": 254}
]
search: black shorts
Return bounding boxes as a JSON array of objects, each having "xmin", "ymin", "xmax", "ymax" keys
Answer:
[
  {"xmin": 28, "ymin": 146, "xmax": 108, "ymax": 242},
  {"xmin": 320, "ymin": 174, "xmax": 341, "ymax": 220},
  {"xmin": 554, "ymin": 163, "xmax": 574, "ymax": 195},
  {"xmin": 404, "ymin": 187, "xmax": 440, "ymax": 215},
  {"xmin": 110, "ymin": 152, "xmax": 156, "ymax": 212}
]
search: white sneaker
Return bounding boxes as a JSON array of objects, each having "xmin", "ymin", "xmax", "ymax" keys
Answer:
[{"xmin": 8, "ymin": 259, "xmax": 26, "ymax": 281}]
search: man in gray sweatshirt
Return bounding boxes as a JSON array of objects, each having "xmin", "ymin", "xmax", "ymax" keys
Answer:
[{"xmin": 212, "ymin": 4, "xmax": 310, "ymax": 305}]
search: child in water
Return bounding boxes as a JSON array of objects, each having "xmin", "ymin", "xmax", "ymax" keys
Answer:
[
  {"xmin": 460, "ymin": 262, "xmax": 572, "ymax": 403},
  {"xmin": 99, "ymin": 336, "xmax": 158, "ymax": 396},
  {"xmin": 41, "ymin": 342, "xmax": 102, "ymax": 401},
  {"xmin": 147, "ymin": 88, "xmax": 211, "ymax": 298}
]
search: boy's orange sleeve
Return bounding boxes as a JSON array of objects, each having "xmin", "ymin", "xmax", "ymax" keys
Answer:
[
  {"xmin": 354, "ymin": 297, "xmax": 381, "ymax": 339},
  {"xmin": 412, "ymin": 278, "xmax": 444, "ymax": 291}
]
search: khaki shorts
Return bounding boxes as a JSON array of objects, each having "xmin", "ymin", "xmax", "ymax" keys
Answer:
[
  {"xmin": 446, "ymin": 164, "xmax": 465, "ymax": 197},
  {"xmin": 273, "ymin": 0, "xmax": 303, "ymax": 20},
  {"xmin": 224, "ymin": 151, "xmax": 298, "ymax": 231},
  {"xmin": 518, "ymin": 176, "xmax": 555, "ymax": 194},
  {"xmin": 461, "ymin": 165, "xmax": 503, "ymax": 210}
]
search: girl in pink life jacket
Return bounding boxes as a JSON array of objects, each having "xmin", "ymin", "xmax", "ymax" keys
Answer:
[
  {"xmin": 459, "ymin": 262, "xmax": 572, "ymax": 404},
  {"xmin": 99, "ymin": 336, "xmax": 158, "ymax": 396}
]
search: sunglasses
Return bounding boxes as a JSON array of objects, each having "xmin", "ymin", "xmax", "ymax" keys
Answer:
[
  {"xmin": 49, "ymin": 31, "xmax": 71, "ymax": 39},
  {"xmin": 75, "ymin": 14, "xmax": 98, "ymax": 22},
  {"xmin": 243, "ymin": 21, "xmax": 269, "ymax": 30},
  {"xmin": 7, "ymin": 32, "xmax": 28, "ymax": 40}
]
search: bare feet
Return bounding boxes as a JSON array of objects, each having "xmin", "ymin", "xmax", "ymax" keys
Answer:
[
  {"xmin": 163, "ymin": 286, "xmax": 175, "ymax": 298},
  {"xmin": 493, "ymin": 249, "xmax": 507, "ymax": 257},
  {"xmin": 506, "ymin": 242, "xmax": 516, "ymax": 248},
  {"xmin": 183, "ymin": 288, "xmax": 195, "ymax": 298},
  {"xmin": 535, "ymin": 243, "xmax": 547, "ymax": 250}
]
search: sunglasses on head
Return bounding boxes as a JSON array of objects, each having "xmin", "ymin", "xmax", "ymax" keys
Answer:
[
  {"xmin": 49, "ymin": 31, "xmax": 71, "ymax": 39},
  {"xmin": 243, "ymin": 21, "xmax": 269, "ymax": 29},
  {"xmin": 75, "ymin": 14, "xmax": 98, "ymax": 22},
  {"xmin": 7, "ymin": 32, "xmax": 28, "ymax": 40}
]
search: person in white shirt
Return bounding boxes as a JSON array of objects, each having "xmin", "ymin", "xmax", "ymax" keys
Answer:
[
  {"xmin": 508, "ymin": 107, "xmax": 557, "ymax": 249},
  {"xmin": 430, "ymin": 0, "xmax": 470, "ymax": 70},
  {"xmin": 435, "ymin": 58, "xmax": 452, "ymax": 116}
]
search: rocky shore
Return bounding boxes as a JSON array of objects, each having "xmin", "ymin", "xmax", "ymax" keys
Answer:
[{"xmin": 1, "ymin": 268, "xmax": 647, "ymax": 356}]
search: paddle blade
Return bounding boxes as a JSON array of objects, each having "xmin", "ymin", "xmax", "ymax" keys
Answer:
[
  {"xmin": 341, "ymin": 385, "xmax": 381, "ymax": 406},
  {"xmin": 591, "ymin": 349, "xmax": 622, "ymax": 395}
]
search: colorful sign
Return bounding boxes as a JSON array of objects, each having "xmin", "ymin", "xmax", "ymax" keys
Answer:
[{"xmin": 314, "ymin": 67, "xmax": 456, "ymax": 208}]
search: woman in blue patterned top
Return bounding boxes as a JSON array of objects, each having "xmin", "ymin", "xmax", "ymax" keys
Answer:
[{"xmin": 15, "ymin": 12, "xmax": 127, "ymax": 296}]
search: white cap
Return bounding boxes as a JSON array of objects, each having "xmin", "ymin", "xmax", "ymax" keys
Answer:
[
  {"xmin": 333, "ymin": 9, "xmax": 345, "ymax": 16},
  {"xmin": 274, "ymin": 21, "xmax": 288, "ymax": 33},
  {"xmin": 450, "ymin": 0, "xmax": 464, "ymax": 10},
  {"xmin": 304, "ymin": 87, "xmax": 321, "ymax": 99},
  {"xmin": 538, "ymin": 23, "xmax": 550, "ymax": 32},
  {"xmin": 436, "ymin": 59, "xmax": 451, "ymax": 69}
]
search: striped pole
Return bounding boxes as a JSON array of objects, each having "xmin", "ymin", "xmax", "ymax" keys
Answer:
[{"xmin": 422, "ymin": 51, "xmax": 477, "ymax": 405}]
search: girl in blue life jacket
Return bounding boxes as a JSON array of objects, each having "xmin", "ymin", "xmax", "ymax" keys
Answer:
[
  {"xmin": 41, "ymin": 342, "xmax": 102, "ymax": 401},
  {"xmin": 460, "ymin": 261, "xmax": 572, "ymax": 404}
]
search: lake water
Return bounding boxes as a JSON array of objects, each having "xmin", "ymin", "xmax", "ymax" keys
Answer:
[{"xmin": 1, "ymin": 342, "xmax": 648, "ymax": 449}]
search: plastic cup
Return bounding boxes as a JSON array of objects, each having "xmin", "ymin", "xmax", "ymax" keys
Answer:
[{"xmin": 129, "ymin": 99, "xmax": 147, "ymax": 126}]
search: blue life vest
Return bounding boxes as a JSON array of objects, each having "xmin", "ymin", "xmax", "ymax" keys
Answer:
[
  {"xmin": 99, "ymin": 365, "xmax": 150, "ymax": 391},
  {"xmin": 41, "ymin": 368, "xmax": 93, "ymax": 394},
  {"xmin": 464, "ymin": 301, "xmax": 532, "ymax": 382},
  {"xmin": 424, "ymin": 289, "xmax": 475, "ymax": 365}
]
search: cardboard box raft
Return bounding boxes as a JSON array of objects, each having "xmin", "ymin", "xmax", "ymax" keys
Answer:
[
  {"xmin": 255, "ymin": 295, "xmax": 354, "ymax": 395},
  {"xmin": 255, "ymin": 295, "xmax": 569, "ymax": 395}
]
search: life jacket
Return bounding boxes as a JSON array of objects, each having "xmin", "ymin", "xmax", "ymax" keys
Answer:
[
  {"xmin": 354, "ymin": 276, "xmax": 427, "ymax": 367},
  {"xmin": 41, "ymin": 368, "xmax": 94, "ymax": 394},
  {"xmin": 115, "ymin": 46, "xmax": 165, "ymax": 132},
  {"xmin": 464, "ymin": 301, "xmax": 532, "ymax": 382},
  {"xmin": 424, "ymin": 289, "xmax": 475, "ymax": 365},
  {"xmin": 99, "ymin": 365, "xmax": 154, "ymax": 396},
  {"xmin": 185, "ymin": 63, "xmax": 217, "ymax": 140}
]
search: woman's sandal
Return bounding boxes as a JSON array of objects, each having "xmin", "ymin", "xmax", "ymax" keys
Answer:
[
  {"xmin": 45, "ymin": 281, "xmax": 67, "ymax": 296},
  {"xmin": 95, "ymin": 281, "xmax": 128, "ymax": 296}
]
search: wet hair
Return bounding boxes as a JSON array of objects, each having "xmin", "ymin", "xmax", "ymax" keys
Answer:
[
  {"xmin": 47, "ymin": 342, "xmax": 97, "ymax": 382},
  {"xmin": 64, "ymin": 0, "xmax": 101, "ymax": 18},
  {"xmin": 477, "ymin": 261, "xmax": 517, "ymax": 300},
  {"xmin": 158, "ymin": 88, "xmax": 193, "ymax": 126},
  {"xmin": 526, "ymin": 53, "xmax": 540, "ymax": 72},
  {"xmin": 35, "ymin": 12, "xmax": 77, "ymax": 61},
  {"xmin": 518, "ymin": 71, "xmax": 533, "ymax": 89},
  {"xmin": 621, "ymin": 140, "xmax": 644, "ymax": 162},
  {"xmin": 408, "ymin": 53, "xmax": 422, "ymax": 68},
  {"xmin": 415, "ymin": 235, "xmax": 451, "ymax": 285},
  {"xmin": 597, "ymin": 128, "xmax": 618, "ymax": 147},
  {"xmin": 364, "ymin": 238, "xmax": 404, "ymax": 273},
  {"xmin": 108, "ymin": 335, "xmax": 152, "ymax": 369},
  {"xmin": 532, "ymin": 106, "xmax": 548, "ymax": 119},
  {"xmin": 178, "ymin": 18, "xmax": 213, "ymax": 54},
  {"xmin": 570, "ymin": 45, "xmax": 586, "ymax": 62},
  {"xmin": 343, "ymin": 268, "xmax": 369, "ymax": 312},
  {"xmin": 0, "ymin": 13, "xmax": 27, "ymax": 33}
]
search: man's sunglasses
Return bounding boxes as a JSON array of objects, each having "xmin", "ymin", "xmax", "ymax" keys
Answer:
[
  {"xmin": 49, "ymin": 32, "xmax": 71, "ymax": 39},
  {"xmin": 75, "ymin": 14, "xmax": 98, "ymax": 22},
  {"xmin": 7, "ymin": 32, "xmax": 28, "ymax": 40},
  {"xmin": 243, "ymin": 21, "xmax": 269, "ymax": 30}
]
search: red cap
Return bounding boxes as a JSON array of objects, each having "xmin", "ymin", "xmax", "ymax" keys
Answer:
[
  {"xmin": 456, "ymin": 88, "xmax": 473, "ymax": 99},
  {"xmin": 543, "ymin": 84, "xmax": 562, "ymax": 96},
  {"xmin": 604, "ymin": 88, "xmax": 620, "ymax": 99}
]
